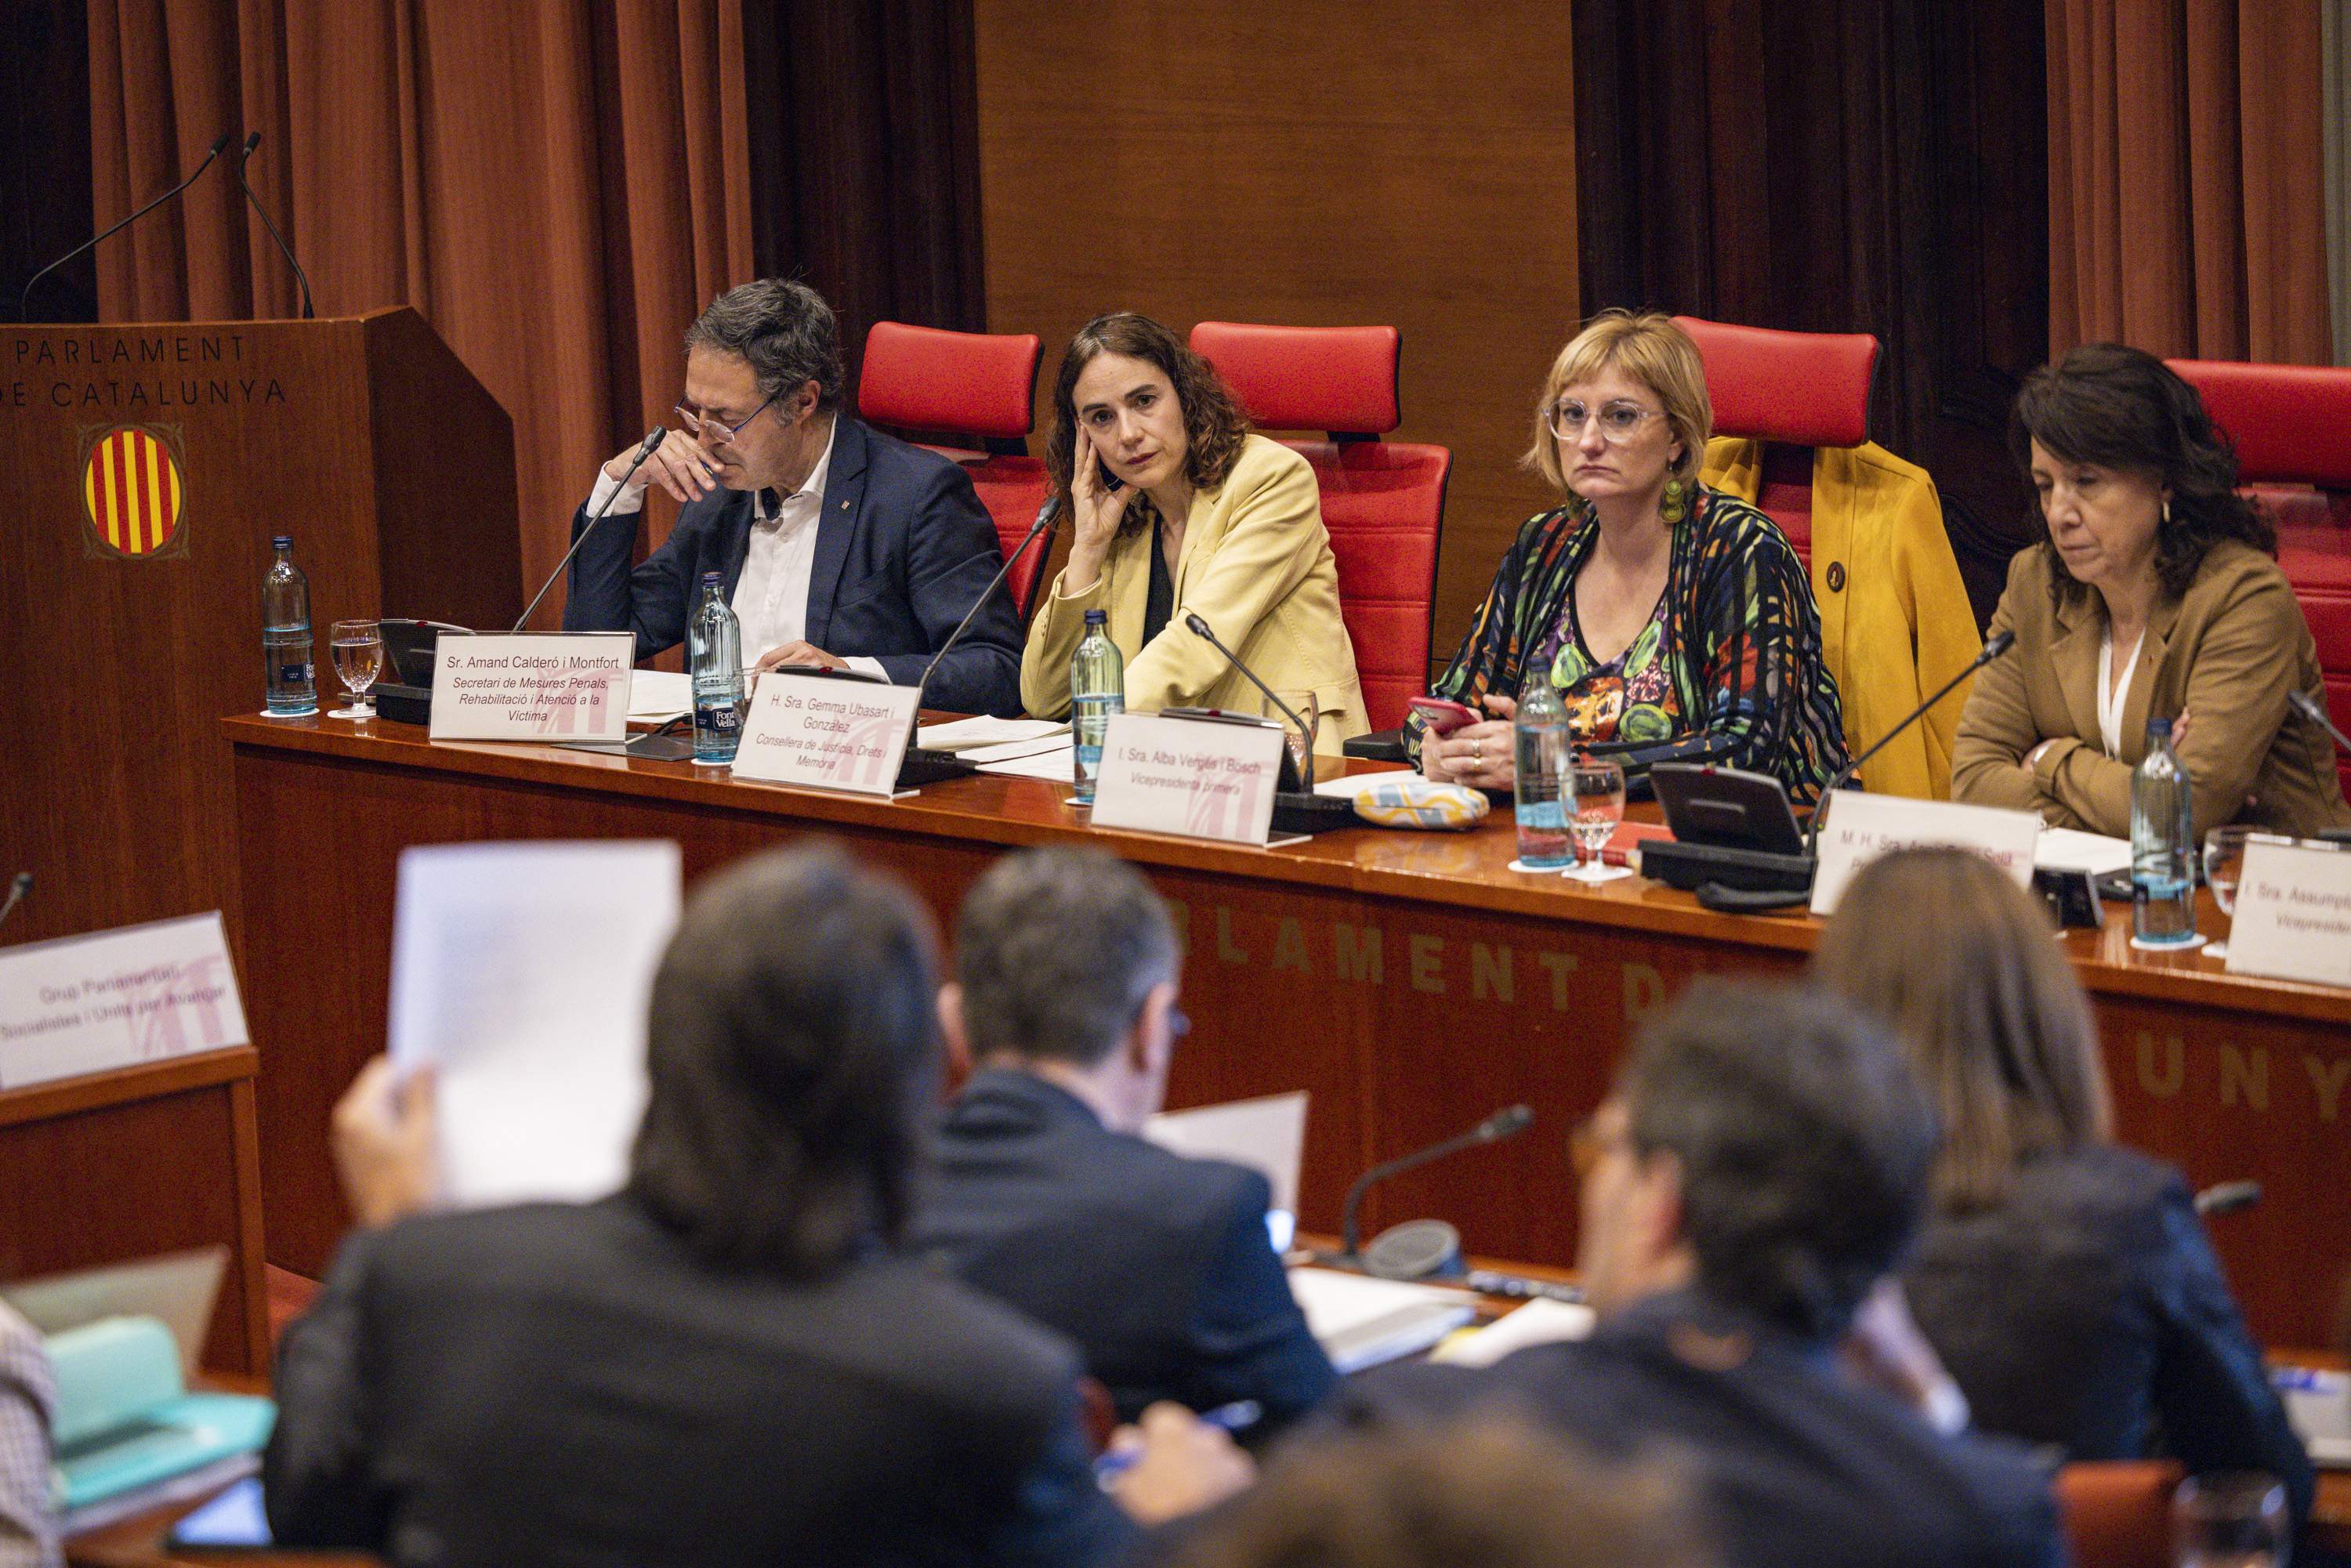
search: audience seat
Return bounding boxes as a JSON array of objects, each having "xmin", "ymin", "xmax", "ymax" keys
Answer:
[
  {"xmin": 1672, "ymin": 316, "xmax": 1878, "ymax": 566},
  {"xmin": 1187, "ymin": 322, "xmax": 1451, "ymax": 731},
  {"xmin": 2165, "ymin": 357, "xmax": 2351, "ymax": 798},
  {"xmin": 2055, "ymin": 1461, "xmax": 2183, "ymax": 1568},
  {"xmin": 857, "ymin": 320, "xmax": 1052, "ymax": 621}
]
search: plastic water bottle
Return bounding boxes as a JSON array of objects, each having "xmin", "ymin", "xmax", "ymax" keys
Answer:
[
  {"xmin": 687, "ymin": 572, "xmax": 744, "ymax": 765},
  {"xmin": 2131, "ymin": 715, "xmax": 2197, "ymax": 946},
  {"xmin": 1070, "ymin": 609, "xmax": 1124, "ymax": 805},
  {"xmin": 1512, "ymin": 672, "xmax": 1573, "ymax": 868},
  {"xmin": 261, "ymin": 535, "xmax": 317, "ymax": 715}
]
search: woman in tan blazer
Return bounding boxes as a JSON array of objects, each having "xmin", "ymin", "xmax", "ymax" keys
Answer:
[
  {"xmin": 1952, "ymin": 345, "xmax": 2349, "ymax": 839},
  {"xmin": 1020, "ymin": 313, "xmax": 1367, "ymax": 753}
]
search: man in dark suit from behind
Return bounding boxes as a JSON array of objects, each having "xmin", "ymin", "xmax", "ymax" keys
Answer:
[
  {"xmin": 1334, "ymin": 979, "xmax": 2067, "ymax": 1568},
  {"xmin": 262, "ymin": 846, "xmax": 1251, "ymax": 1568},
  {"xmin": 912, "ymin": 847, "xmax": 1339, "ymax": 1433},
  {"xmin": 562, "ymin": 278, "xmax": 1023, "ymax": 715}
]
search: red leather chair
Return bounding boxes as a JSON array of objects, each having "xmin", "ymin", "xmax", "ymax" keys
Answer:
[
  {"xmin": 2166, "ymin": 357, "xmax": 2351, "ymax": 798},
  {"xmin": 856, "ymin": 321, "xmax": 1052, "ymax": 621},
  {"xmin": 1672, "ymin": 316, "xmax": 1879, "ymax": 564},
  {"xmin": 2054, "ymin": 1461, "xmax": 2183, "ymax": 1568},
  {"xmin": 1186, "ymin": 322, "xmax": 1452, "ymax": 731}
]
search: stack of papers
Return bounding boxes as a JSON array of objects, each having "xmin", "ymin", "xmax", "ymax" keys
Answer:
[
  {"xmin": 1311, "ymin": 769, "xmax": 1415, "ymax": 801},
  {"xmin": 976, "ymin": 741, "xmax": 1078, "ymax": 781},
  {"xmin": 918, "ymin": 715, "xmax": 1067, "ymax": 751},
  {"xmin": 2034, "ymin": 827, "xmax": 2134, "ymax": 875},
  {"xmin": 1284, "ymin": 1266, "xmax": 1476, "ymax": 1374},
  {"xmin": 627, "ymin": 668, "xmax": 694, "ymax": 722}
]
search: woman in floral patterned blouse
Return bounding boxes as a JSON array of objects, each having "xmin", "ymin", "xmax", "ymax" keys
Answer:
[{"xmin": 1413, "ymin": 310, "xmax": 1849, "ymax": 805}]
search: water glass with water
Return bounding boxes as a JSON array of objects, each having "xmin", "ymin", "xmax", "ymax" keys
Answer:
[
  {"xmin": 2172, "ymin": 1471, "xmax": 2287, "ymax": 1568},
  {"xmin": 1567, "ymin": 755, "xmax": 1632, "ymax": 882},
  {"xmin": 328, "ymin": 618, "xmax": 382, "ymax": 720}
]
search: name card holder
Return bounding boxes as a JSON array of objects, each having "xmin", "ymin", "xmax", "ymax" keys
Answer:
[
  {"xmin": 0, "ymin": 912, "xmax": 249, "ymax": 1090},
  {"xmin": 732, "ymin": 672, "xmax": 921, "ymax": 798},
  {"xmin": 1090, "ymin": 712, "xmax": 1285, "ymax": 847},
  {"xmin": 429, "ymin": 633, "xmax": 632, "ymax": 744},
  {"xmin": 1809, "ymin": 794, "xmax": 2040, "ymax": 916},
  {"xmin": 2225, "ymin": 839, "xmax": 2351, "ymax": 989}
]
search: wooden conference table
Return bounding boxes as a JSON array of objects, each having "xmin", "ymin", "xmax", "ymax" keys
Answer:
[{"xmin": 221, "ymin": 713, "xmax": 2351, "ymax": 1349}]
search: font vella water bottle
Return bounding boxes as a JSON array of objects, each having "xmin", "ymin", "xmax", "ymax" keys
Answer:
[
  {"xmin": 262, "ymin": 535, "xmax": 317, "ymax": 716},
  {"xmin": 1070, "ymin": 609, "xmax": 1125, "ymax": 805},
  {"xmin": 688, "ymin": 572, "xmax": 744, "ymax": 765}
]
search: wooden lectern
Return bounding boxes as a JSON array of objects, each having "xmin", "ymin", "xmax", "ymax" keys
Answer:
[{"xmin": 0, "ymin": 307, "xmax": 521, "ymax": 951}]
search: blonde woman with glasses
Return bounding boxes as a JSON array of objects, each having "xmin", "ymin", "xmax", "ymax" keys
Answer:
[{"xmin": 1411, "ymin": 310, "xmax": 1847, "ymax": 802}]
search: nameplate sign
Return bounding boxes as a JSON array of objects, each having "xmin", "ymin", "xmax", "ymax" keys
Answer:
[
  {"xmin": 1090, "ymin": 712, "xmax": 1285, "ymax": 846},
  {"xmin": 429, "ymin": 633, "xmax": 631, "ymax": 743},
  {"xmin": 0, "ymin": 913, "xmax": 248, "ymax": 1090},
  {"xmin": 2225, "ymin": 839, "xmax": 2351, "ymax": 989},
  {"xmin": 1809, "ymin": 793, "xmax": 2040, "ymax": 916},
  {"xmin": 732, "ymin": 672, "xmax": 919, "ymax": 796}
]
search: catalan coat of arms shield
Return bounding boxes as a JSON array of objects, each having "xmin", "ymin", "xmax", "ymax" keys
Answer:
[{"xmin": 81, "ymin": 425, "xmax": 189, "ymax": 559}]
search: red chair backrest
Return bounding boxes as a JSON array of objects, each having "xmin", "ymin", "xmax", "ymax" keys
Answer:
[
  {"xmin": 857, "ymin": 321, "xmax": 1052, "ymax": 621},
  {"xmin": 1188, "ymin": 322, "xmax": 1451, "ymax": 730},
  {"xmin": 2055, "ymin": 1461, "xmax": 2182, "ymax": 1568},
  {"xmin": 2168, "ymin": 357, "xmax": 2351, "ymax": 795},
  {"xmin": 1673, "ymin": 316, "xmax": 1880, "ymax": 564}
]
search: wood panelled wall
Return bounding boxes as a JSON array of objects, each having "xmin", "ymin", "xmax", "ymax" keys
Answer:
[
  {"xmin": 973, "ymin": 2, "xmax": 1579, "ymax": 672},
  {"xmin": 1575, "ymin": 0, "xmax": 2051, "ymax": 626}
]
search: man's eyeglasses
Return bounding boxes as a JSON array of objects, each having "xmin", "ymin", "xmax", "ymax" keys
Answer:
[
  {"xmin": 1549, "ymin": 398, "xmax": 1662, "ymax": 444},
  {"xmin": 674, "ymin": 386, "xmax": 781, "ymax": 449}
]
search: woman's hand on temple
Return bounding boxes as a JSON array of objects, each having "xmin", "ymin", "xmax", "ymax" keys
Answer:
[{"xmin": 1064, "ymin": 428, "xmax": 1136, "ymax": 592}]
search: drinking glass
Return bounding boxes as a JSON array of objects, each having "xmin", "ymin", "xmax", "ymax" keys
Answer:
[
  {"xmin": 328, "ymin": 618, "xmax": 383, "ymax": 720},
  {"xmin": 2201, "ymin": 825, "xmax": 2255, "ymax": 962},
  {"xmin": 1565, "ymin": 755, "xmax": 1632, "ymax": 882},
  {"xmin": 1262, "ymin": 691, "xmax": 1318, "ymax": 784},
  {"xmin": 2172, "ymin": 1471, "xmax": 2287, "ymax": 1568}
]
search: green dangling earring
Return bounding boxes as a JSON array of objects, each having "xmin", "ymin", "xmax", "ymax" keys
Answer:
[{"xmin": 1661, "ymin": 475, "xmax": 1687, "ymax": 526}]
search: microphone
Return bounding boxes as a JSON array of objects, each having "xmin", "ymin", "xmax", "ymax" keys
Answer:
[
  {"xmin": 1806, "ymin": 629, "xmax": 2016, "ymax": 856},
  {"xmin": 233, "ymin": 132, "xmax": 315, "ymax": 320},
  {"xmin": 18, "ymin": 131, "xmax": 234, "ymax": 320},
  {"xmin": 513, "ymin": 427, "xmax": 667, "ymax": 633},
  {"xmin": 908, "ymin": 494, "xmax": 1063, "ymax": 723},
  {"xmin": 2193, "ymin": 1180, "xmax": 2261, "ymax": 1217},
  {"xmin": 1338, "ymin": 1104, "xmax": 1533, "ymax": 1259},
  {"xmin": 2288, "ymin": 689, "xmax": 2351, "ymax": 755},
  {"xmin": 1183, "ymin": 611, "xmax": 1317, "ymax": 788},
  {"xmin": 0, "ymin": 871, "xmax": 29, "ymax": 931}
]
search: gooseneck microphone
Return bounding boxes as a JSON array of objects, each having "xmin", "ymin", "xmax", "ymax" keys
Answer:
[
  {"xmin": 513, "ymin": 427, "xmax": 667, "ymax": 633},
  {"xmin": 18, "ymin": 132, "xmax": 235, "ymax": 319},
  {"xmin": 233, "ymin": 132, "xmax": 315, "ymax": 320},
  {"xmin": 0, "ymin": 871, "xmax": 31, "ymax": 932},
  {"xmin": 2193, "ymin": 1180, "xmax": 2262, "ymax": 1217},
  {"xmin": 2288, "ymin": 689, "xmax": 2351, "ymax": 755},
  {"xmin": 1806, "ymin": 629, "xmax": 2016, "ymax": 856},
  {"xmin": 1183, "ymin": 611, "xmax": 1317, "ymax": 788},
  {"xmin": 910, "ymin": 494, "xmax": 1063, "ymax": 722},
  {"xmin": 1338, "ymin": 1104, "xmax": 1534, "ymax": 1259}
]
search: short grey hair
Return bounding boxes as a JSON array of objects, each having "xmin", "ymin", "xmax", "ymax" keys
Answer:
[
  {"xmin": 683, "ymin": 278, "xmax": 846, "ymax": 410},
  {"xmin": 956, "ymin": 848, "xmax": 1180, "ymax": 1067}
]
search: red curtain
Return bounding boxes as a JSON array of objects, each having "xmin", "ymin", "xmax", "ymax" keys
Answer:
[
  {"xmin": 86, "ymin": 0, "xmax": 755, "ymax": 622},
  {"xmin": 2049, "ymin": 0, "xmax": 2332, "ymax": 362}
]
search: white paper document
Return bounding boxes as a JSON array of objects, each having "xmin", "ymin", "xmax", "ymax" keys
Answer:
[
  {"xmin": 387, "ymin": 840, "xmax": 681, "ymax": 1210},
  {"xmin": 2034, "ymin": 827, "xmax": 2134, "ymax": 875},
  {"xmin": 976, "ymin": 743, "xmax": 1078, "ymax": 781},
  {"xmin": 1313, "ymin": 770, "xmax": 1415, "ymax": 801},
  {"xmin": 1284, "ymin": 1266, "xmax": 1476, "ymax": 1374},
  {"xmin": 1145, "ymin": 1092, "xmax": 1308, "ymax": 1215},
  {"xmin": 627, "ymin": 669, "xmax": 694, "ymax": 721},
  {"xmin": 917, "ymin": 715, "xmax": 1067, "ymax": 751},
  {"xmin": 1429, "ymin": 1297, "xmax": 1596, "ymax": 1367}
]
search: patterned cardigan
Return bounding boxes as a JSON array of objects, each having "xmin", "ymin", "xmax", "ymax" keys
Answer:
[{"xmin": 1411, "ymin": 486, "xmax": 1849, "ymax": 804}]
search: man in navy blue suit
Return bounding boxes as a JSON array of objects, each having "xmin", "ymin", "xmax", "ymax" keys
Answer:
[
  {"xmin": 562, "ymin": 279, "xmax": 1022, "ymax": 716},
  {"xmin": 913, "ymin": 847, "xmax": 1339, "ymax": 1436},
  {"xmin": 1332, "ymin": 979, "xmax": 2067, "ymax": 1568}
]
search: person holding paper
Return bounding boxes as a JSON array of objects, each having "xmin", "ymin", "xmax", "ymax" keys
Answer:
[
  {"xmin": 0, "ymin": 1302, "xmax": 59, "ymax": 1568},
  {"xmin": 1334, "ymin": 980, "xmax": 2064, "ymax": 1568},
  {"xmin": 1811, "ymin": 848, "xmax": 2313, "ymax": 1524},
  {"xmin": 563, "ymin": 279, "xmax": 1023, "ymax": 716},
  {"xmin": 1951, "ymin": 344, "xmax": 2350, "ymax": 838},
  {"xmin": 1016, "ymin": 313, "xmax": 1367, "ymax": 753},
  {"xmin": 913, "ymin": 847, "xmax": 1338, "ymax": 1432},
  {"xmin": 266, "ymin": 846, "xmax": 1247, "ymax": 1566}
]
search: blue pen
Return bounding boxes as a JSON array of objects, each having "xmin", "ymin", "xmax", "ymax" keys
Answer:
[{"xmin": 1093, "ymin": 1400, "xmax": 1263, "ymax": 1486}]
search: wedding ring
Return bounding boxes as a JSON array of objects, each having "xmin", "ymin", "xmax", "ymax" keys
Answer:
[{"xmin": 1471, "ymin": 743, "xmax": 1483, "ymax": 766}]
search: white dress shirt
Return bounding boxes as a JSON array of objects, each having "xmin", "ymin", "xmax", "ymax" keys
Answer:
[{"xmin": 584, "ymin": 416, "xmax": 885, "ymax": 679}]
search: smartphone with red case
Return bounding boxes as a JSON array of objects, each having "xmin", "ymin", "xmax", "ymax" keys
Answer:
[{"xmin": 1407, "ymin": 697, "xmax": 1480, "ymax": 735}]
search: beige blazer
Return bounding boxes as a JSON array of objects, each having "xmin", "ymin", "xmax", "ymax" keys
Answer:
[
  {"xmin": 1951, "ymin": 540, "xmax": 2351, "ymax": 838},
  {"xmin": 1020, "ymin": 435, "xmax": 1368, "ymax": 752}
]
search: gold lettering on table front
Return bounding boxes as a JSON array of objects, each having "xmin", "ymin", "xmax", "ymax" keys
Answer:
[
  {"xmin": 1471, "ymin": 943, "xmax": 1514, "ymax": 1004},
  {"xmin": 1334, "ymin": 924, "xmax": 1384, "ymax": 985},
  {"xmin": 2136, "ymin": 1032, "xmax": 2186, "ymax": 1098},
  {"xmin": 1215, "ymin": 907, "xmax": 1248, "ymax": 965},
  {"xmin": 2304, "ymin": 1055, "xmax": 2349, "ymax": 1122},
  {"xmin": 1623, "ymin": 962, "xmax": 1665, "ymax": 1025},
  {"xmin": 1273, "ymin": 917, "xmax": 1312, "ymax": 974},
  {"xmin": 1538, "ymin": 951, "xmax": 1581, "ymax": 1012},
  {"xmin": 1409, "ymin": 935, "xmax": 1446, "ymax": 994},
  {"xmin": 2219, "ymin": 1045, "xmax": 2269, "ymax": 1112}
]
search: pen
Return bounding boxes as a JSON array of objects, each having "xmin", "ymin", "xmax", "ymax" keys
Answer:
[{"xmin": 1092, "ymin": 1400, "xmax": 1263, "ymax": 1486}]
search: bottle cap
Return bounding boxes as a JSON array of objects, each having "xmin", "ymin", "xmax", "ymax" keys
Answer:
[
  {"xmin": 272, "ymin": 534, "xmax": 292, "ymax": 549},
  {"xmin": 701, "ymin": 571, "xmax": 723, "ymax": 584},
  {"xmin": 2147, "ymin": 715, "xmax": 2172, "ymax": 738},
  {"xmin": 1084, "ymin": 609, "xmax": 1108, "ymax": 627}
]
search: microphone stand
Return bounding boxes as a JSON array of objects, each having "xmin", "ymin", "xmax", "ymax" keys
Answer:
[
  {"xmin": 513, "ymin": 427, "xmax": 667, "ymax": 633},
  {"xmin": 0, "ymin": 872, "xmax": 30, "ymax": 932},
  {"xmin": 1182, "ymin": 611, "xmax": 1317, "ymax": 789},
  {"xmin": 1334, "ymin": 1106, "xmax": 1534, "ymax": 1261},
  {"xmin": 1804, "ymin": 629, "xmax": 2016, "ymax": 858},
  {"xmin": 233, "ymin": 132, "xmax": 315, "ymax": 319},
  {"xmin": 19, "ymin": 132, "xmax": 234, "ymax": 319},
  {"xmin": 2289, "ymin": 689, "xmax": 2351, "ymax": 755}
]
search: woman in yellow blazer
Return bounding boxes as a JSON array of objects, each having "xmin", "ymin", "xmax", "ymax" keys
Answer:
[
  {"xmin": 1952, "ymin": 345, "xmax": 2350, "ymax": 839},
  {"xmin": 1020, "ymin": 313, "xmax": 1367, "ymax": 752}
]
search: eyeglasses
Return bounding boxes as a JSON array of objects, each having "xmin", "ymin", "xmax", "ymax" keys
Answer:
[
  {"xmin": 1549, "ymin": 398, "xmax": 1663, "ymax": 443},
  {"xmin": 674, "ymin": 387, "xmax": 781, "ymax": 449}
]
